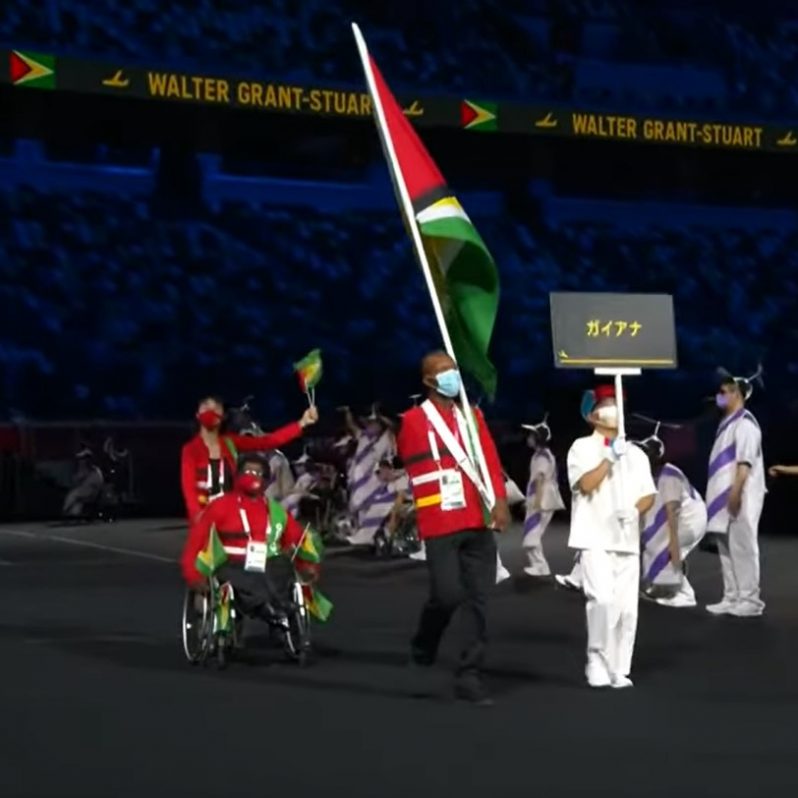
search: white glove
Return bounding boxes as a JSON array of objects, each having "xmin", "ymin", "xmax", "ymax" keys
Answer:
[{"xmin": 612, "ymin": 437, "xmax": 628, "ymax": 457}]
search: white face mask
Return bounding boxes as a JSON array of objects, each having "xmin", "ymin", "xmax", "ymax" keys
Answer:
[{"xmin": 596, "ymin": 405, "xmax": 619, "ymax": 426}]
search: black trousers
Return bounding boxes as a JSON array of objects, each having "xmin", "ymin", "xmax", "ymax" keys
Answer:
[
  {"xmin": 216, "ymin": 556, "xmax": 295, "ymax": 620},
  {"xmin": 411, "ymin": 529, "xmax": 496, "ymax": 680}
]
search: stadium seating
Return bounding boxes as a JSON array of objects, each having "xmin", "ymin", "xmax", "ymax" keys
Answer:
[
  {"xmin": 3, "ymin": 0, "xmax": 798, "ymax": 115},
  {"xmin": 0, "ymin": 172, "xmax": 795, "ymax": 422}
]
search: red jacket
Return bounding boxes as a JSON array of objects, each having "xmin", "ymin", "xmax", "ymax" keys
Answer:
[
  {"xmin": 180, "ymin": 424, "xmax": 303, "ymax": 520},
  {"xmin": 396, "ymin": 401, "xmax": 506, "ymax": 540},
  {"xmin": 181, "ymin": 490, "xmax": 309, "ymax": 585}
]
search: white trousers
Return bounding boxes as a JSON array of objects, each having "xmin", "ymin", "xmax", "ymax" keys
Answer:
[
  {"xmin": 650, "ymin": 516, "xmax": 707, "ymax": 603},
  {"xmin": 522, "ymin": 510, "xmax": 554, "ymax": 574},
  {"xmin": 716, "ymin": 513, "xmax": 764, "ymax": 612},
  {"xmin": 581, "ymin": 549, "xmax": 640, "ymax": 679}
]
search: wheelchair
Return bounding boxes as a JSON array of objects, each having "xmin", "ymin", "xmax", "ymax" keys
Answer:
[
  {"xmin": 373, "ymin": 502, "xmax": 421, "ymax": 559},
  {"xmin": 181, "ymin": 574, "xmax": 312, "ymax": 669}
]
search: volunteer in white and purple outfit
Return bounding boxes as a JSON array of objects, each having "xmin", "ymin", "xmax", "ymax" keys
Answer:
[
  {"xmin": 705, "ymin": 368, "xmax": 766, "ymax": 618},
  {"xmin": 347, "ymin": 459, "xmax": 410, "ymax": 546},
  {"xmin": 342, "ymin": 405, "xmax": 396, "ymax": 544},
  {"xmin": 521, "ymin": 416, "xmax": 565, "ymax": 577},
  {"xmin": 636, "ymin": 430, "xmax": 707, "ymax": 608},
  {"xmin": 283, "ymin": 452, "xmax": 319, "ymax": 518}
]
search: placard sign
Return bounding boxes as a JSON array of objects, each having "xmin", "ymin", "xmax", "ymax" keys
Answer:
[{"xmin": 549, "ymin": 292, "xmax": 677, "ymax": 369}]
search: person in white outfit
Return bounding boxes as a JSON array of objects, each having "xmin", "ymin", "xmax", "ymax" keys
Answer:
[
  {"xmin": 347, "ymin": 459, "xmax": 410, "ymax": 546},
  {"xmin": 342, "ymin": 405, "xmax": 396, "ymax": 533},
  {"xmin": 282, "ymin": 452, "xmax": 319, "ymax": 518},
  {"xmin": 567, "ymin": 384, "xmax": 656, "ymax": 689},
  {"xmin": 265, "ymin": 450, "xmax": 295, "ymax": 501},
  {"xmin": 705, "ymin": 368, "xmax": 766, "ymax": 618},
  {"xmin": 521, "ymin": 416, "xmax": 565, "ymax": 576},
  {"xmin": 635, "ymin": 431, "xmax": 707, "ymax": 608}
]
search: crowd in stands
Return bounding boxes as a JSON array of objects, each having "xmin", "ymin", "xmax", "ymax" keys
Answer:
[
  {"xmin": 1, "ymin": 173, "xmax": 796, "ymax": 424},
  {"xmin": 3, "ymin": 0, "xmax": 798, "ymax": 116}
]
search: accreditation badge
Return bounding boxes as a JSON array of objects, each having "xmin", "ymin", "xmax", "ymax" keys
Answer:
[
  {"xmin": 439, "ymin": 469, "xmax": 466, "ymax": 511},
  {"xmin": 244, "ymin": 541, "xmax": 267, "ymax": 572}
]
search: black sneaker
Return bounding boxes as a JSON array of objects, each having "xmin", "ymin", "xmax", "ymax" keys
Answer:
[
  {"xmin": 407, "ymin": 654, "xmax": 437, "ymax": 698},
  {"xmin": 454, "ymin": 676, "xmax": 494, "ymax": 707}
]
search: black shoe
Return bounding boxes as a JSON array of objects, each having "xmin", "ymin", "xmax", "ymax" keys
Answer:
[
  {"xmin": 406, "ymin": 656, "xmax": 437, "ymax": 698},
  {"xmin": 454, "ymin": 677, "xmax": 493, "ymax": 707}
]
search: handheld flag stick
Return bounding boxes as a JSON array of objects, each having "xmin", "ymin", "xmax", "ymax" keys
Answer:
[
  {"xmin": 292, "ymin": 524, "xmax": 310, "ymax": 563},
  {"xmin": 293, "ymin": 349, "xmax": 322, "ymax": 409},
  {"xmin": 352, "ymin": 22, "xmax": 493, "ymax": 509}
]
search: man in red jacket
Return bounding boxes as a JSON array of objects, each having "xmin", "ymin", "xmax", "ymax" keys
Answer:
[
  {"xmin": 181, "ymin": 395, "xmax": 318, "ymax": 523},
  {"xmin": 397, "ymin": 351, "xmax": 509, "ymax": 705},
  {"xmin": 181, "ymin": 453, "xmax": 318, "ymax": 618}
]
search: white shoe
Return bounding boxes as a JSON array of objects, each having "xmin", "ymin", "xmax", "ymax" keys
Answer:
[
  {"xmin": 728, "ymin": 603, "xmax": 764, "ymax": 618},
  {"xmin": 611, "ymin": 675, "xmax": 634, "ymax": 689},
  {"xmin": 523, "ymin": 565, "xmax": 551, "ymax": 577},
  {"xmin": 555, "ymin": 574, "xmax": 581, "ymax": 591},
  {"xmin": 656, "ymin": 594, "xmax": 697, "ymax": 609},
  {"xmin": 586, "ymin": 661, "xmax": 611, "ymax": 688},
  {"xmin": 706, "ymin": 600, "xmax": 736, "ymax": 616},
  {"xmin": 496, "ymin": 565, "xmax": 511, "ymax": 584},
  {"xmin": 409, "ymin": 548, "xmax": 427, "ymax": 562}
]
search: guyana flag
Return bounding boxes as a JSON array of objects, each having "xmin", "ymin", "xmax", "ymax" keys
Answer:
[
  {"xmin": 293, "ymin": 349, "xmax": 323, "ymax": 394},
  {"xmin": 295, "ymin": 526, "xmax": 324, "ymax": 564},
  {"xmin": 195, "ymin": 526, "xmax": 228, "ymax": 578},
  {"xmin": 303, "ymin": 586, "xmax": 333, "ymax": 622},
  {"xmin": 10, "ymin": 51, "xmax": 56, "ymax": 89},
  {"xmin": 461, "ymin": 100, "xmax": 498, "ymax": 132},
  {"xmin": 352, "ymin": 25, "xmax": 500, "ymax": 398}
]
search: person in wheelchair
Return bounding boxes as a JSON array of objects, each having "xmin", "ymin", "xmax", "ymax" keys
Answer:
[{"xmin": 180, "ymin": 453, "xmax": 321, "ymax": 624}]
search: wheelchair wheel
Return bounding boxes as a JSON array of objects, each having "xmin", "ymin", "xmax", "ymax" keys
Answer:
[
  {"xmin": 373, "ymin": 527, "xmax": 390, "ymax": 558},
  {"xmin": 284, "ymin": 583, "xmax": 312, "ymax": 666},
  {"xmin": 182, "ymin": 588, "xmax": 212, "ymax": 664}
]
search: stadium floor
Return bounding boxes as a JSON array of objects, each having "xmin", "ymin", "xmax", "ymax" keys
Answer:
[{"xmin": 1, "ymin": 518, "xmax": 796, "ymax": 798}]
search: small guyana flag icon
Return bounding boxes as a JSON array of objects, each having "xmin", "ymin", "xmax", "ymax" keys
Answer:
[
  {"xmin": 460, "ymin": 99, "xmax": 498, "ymax": 132},
  {"xmin": 10, "ymin": 51, "xmax": 56, "ymax": 89}
]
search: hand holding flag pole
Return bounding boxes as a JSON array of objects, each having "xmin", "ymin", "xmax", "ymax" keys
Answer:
[{"xmin": 293, "ymin": 349, "xmax": 323, "ymax": 408}]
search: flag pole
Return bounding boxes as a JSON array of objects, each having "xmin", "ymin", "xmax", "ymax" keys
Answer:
[{"xmin": 351, "ymin": 22, "xmax": 495, "ymax": 510}]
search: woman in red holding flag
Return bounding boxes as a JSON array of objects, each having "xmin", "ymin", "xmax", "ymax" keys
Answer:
[{"xmin": 180, "ymin": 394, "xmax": 319, "ymax": 523}]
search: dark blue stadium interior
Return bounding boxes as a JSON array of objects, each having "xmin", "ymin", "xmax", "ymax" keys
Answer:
[{"xmin": 1, "ymin": 0, "xmax": 797, "ymax": 443}]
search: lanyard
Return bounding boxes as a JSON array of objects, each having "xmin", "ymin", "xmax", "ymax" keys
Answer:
[
  {"xmin": 238, "ymin": 503, "xmax": 251, "ymax": 537},
  {"xmin": 207, "ymin": 459, "xmax": 225, "ymax": 497},
  {"xmin": 421, "ymin": 400, "xmax": 492, "ymax": 506}
]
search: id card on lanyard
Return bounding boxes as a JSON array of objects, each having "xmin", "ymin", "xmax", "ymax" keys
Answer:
[
  {"xmin": 239, "ymin": 504, "xmax": 268, "ymax": 572},
  {"xmin": 427, "ymin": 422, "xmax": 467, "ymax": 512}
]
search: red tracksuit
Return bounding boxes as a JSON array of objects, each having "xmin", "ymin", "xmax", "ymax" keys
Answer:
[
  {"xmin": 397, "ymin": 402, "xmax": 506, "ymax": 539},
  {"xmin": 180, "ymin": 490, "xmax": 309, "ymax": 585},
  {"xmin": 180, "ymin": 424, "xmax": 302, "ymax": 521}
]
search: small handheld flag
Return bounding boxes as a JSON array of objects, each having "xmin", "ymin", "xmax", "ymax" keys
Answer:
[{"xmin": 294, "ymin": 349, "xmax": 323, "ymax": 407}]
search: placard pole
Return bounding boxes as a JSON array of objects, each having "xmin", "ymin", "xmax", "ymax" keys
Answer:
[{"xmin": 594, "ymin": 367, "xmax": 641, "ymax": 534}]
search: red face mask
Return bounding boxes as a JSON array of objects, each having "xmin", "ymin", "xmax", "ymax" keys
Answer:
[
  {"xmin": 236, "ymin": 473, "xmax": 264, "ymax": 495},
  {"xmin": 196, "ymin": 410, "xmax": 222, "ymax": 430}
]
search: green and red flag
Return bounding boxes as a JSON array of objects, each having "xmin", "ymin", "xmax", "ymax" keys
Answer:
[
  {"xmin": 10, "ymin": 51, "xmax": 56, "ymax": 89},
  {"xmin": 293, "ymin": 349, "xmax": 322, "ymax": 405},
  {"xmin": 460, "ymin": 100, "xmax": 498, "ymax": 132},
  {"xmin": 195, "ymin": 526, "xmax": 228, "ymax": 578},
  {"xmin": 303, "ymin": 585, "xmax": 333, "ymax": 622},
  {"xmin": 294, "ymin": 526, "xmax": 324, "ymax": 564},
  {"xmin": 353, "ymin": 27, "xmax": 500, "ymax": 398}
]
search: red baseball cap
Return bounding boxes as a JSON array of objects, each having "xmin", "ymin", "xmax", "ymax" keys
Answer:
[{"xmin": 581, "ymin": 384, "xmax": 627, "ymax": 420}]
